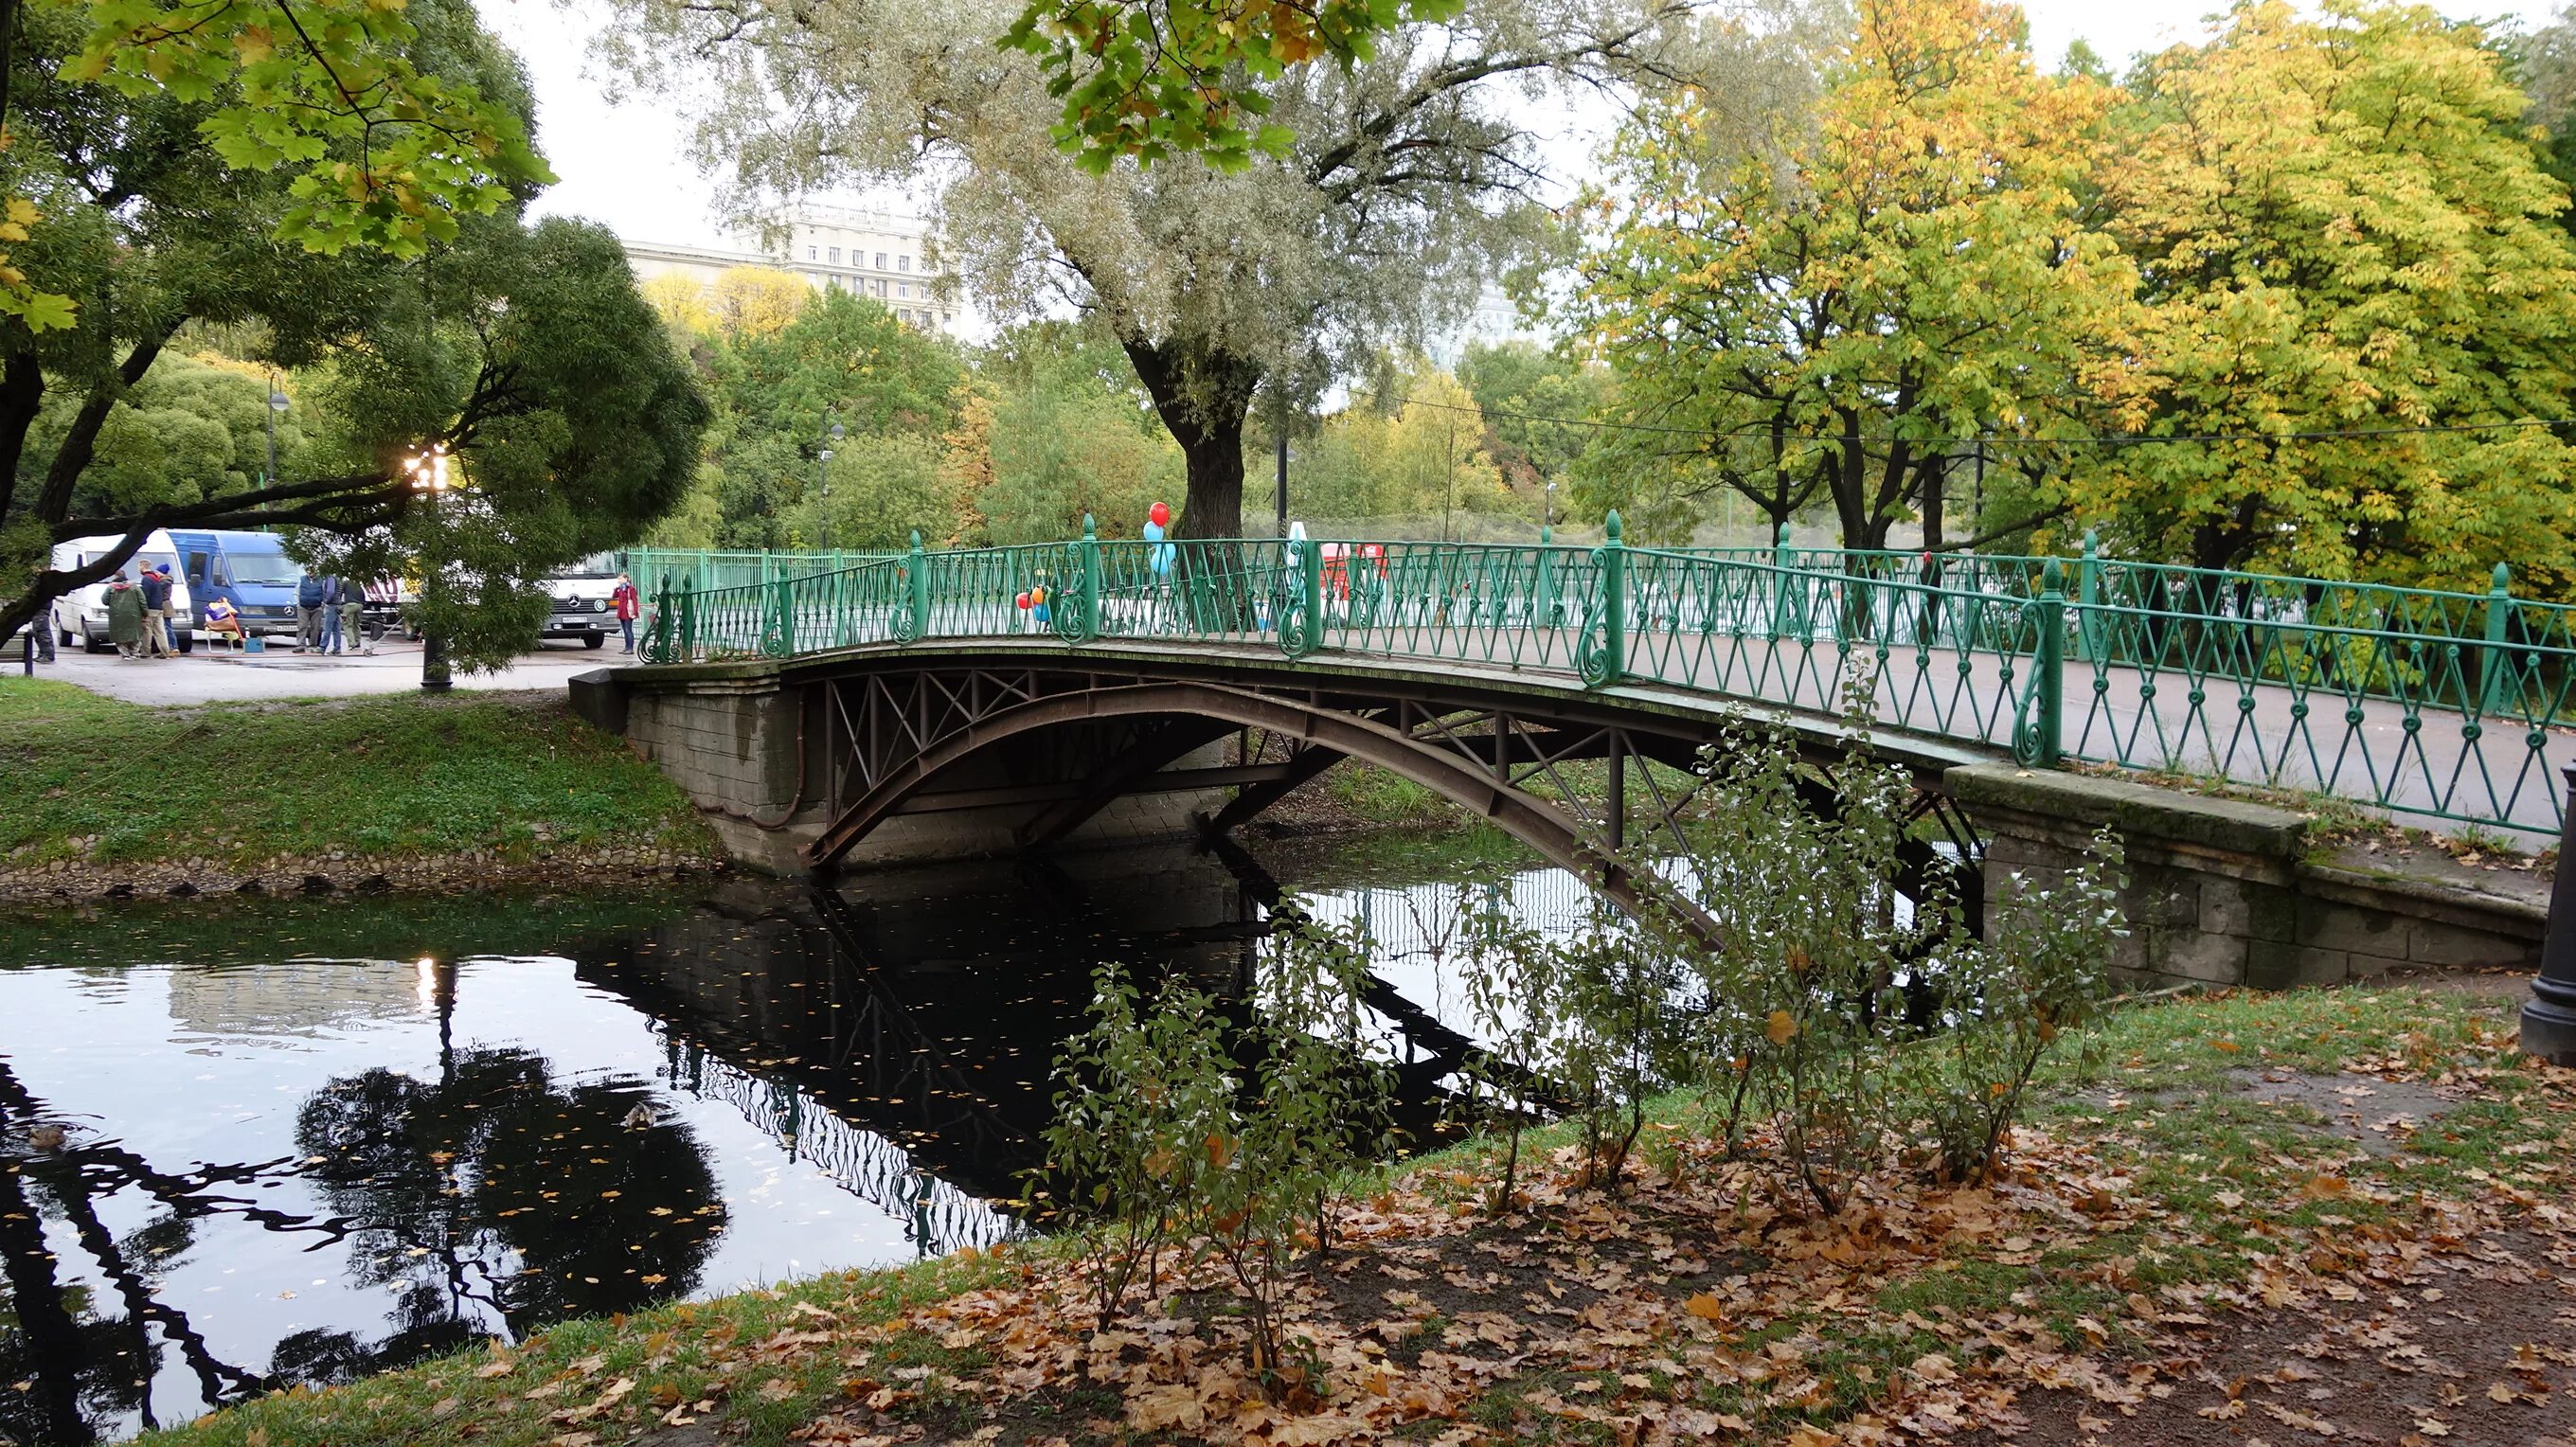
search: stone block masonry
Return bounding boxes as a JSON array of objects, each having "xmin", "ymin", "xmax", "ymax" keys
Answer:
[{"xmin": 1950, "ymin": 763, "xmax": 2549, "ymax": 990}]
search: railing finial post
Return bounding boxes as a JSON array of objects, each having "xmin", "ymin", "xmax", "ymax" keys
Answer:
[
  {"xmin": 2019, "ymin": 558, "xmax": 2066, "ymax": 765},
  {"xmin": 2480, "ymin": 561, "xmax": 2513, "ymax": 715},
  {"xmin": 1583, "ymin": 510, "xmax": 1627, "ymax": 688},
  {"xmin": 2077, "ymin": 527, "xmax": 2102, "ymax": 662},
  {"xmin": 1079, "ymin": 513, "xmax": 1101, "ymax": 642},
  {"xmin": 906, "ymin": 529, "xmax": 930, "ymax": 643}
]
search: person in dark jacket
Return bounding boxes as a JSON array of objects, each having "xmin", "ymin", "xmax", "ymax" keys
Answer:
[
  {"xmin": 105, "ymin": 573, "xmax": 146, "ymax": 657},
  {"xmin": 317, "ymin": 574, "xmax": 346, "ymax": 655},
  {"xmin": 135, "ymin": 565, "xmax": 172, "ymax": 658},
  {"xmin": 295, "ymin": 570, "xmax": 325, "ymax": 652}
]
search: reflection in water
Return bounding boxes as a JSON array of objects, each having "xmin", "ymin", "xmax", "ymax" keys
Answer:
[{"xmin": 0, "ymin": 835, "xmax": 1579, "ymax": 1443}]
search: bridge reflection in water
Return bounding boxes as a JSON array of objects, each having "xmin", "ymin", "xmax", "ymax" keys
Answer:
[{"xmin": 577, "ymin": 841, "xmax": 1592, "ymax": 1259}]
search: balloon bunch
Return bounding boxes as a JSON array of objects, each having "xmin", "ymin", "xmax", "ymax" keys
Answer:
[
  {"xmin": 1015, "ymin": 583, "xmax": 1051, "ymax": 626},
  {"xmin": 1142, "ymin": 500, "xmax": 1175, "ymax": 578}
]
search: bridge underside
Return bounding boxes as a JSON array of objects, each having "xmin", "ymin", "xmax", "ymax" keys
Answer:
[{"xmin": 598, "ymin": 642, "xmax": 1989, "ymax": 938}]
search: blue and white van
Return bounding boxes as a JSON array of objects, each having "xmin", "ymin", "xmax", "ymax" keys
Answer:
[
  {"xmin": 48, "ymin": 530, "xmax": 197, "ymax": 653},
  {"xmin": 168, "ymin": 530, "xmax": 307, "ymax": 642}
]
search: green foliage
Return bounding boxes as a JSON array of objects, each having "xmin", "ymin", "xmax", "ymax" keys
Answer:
[
  {"xmin": 1649, "ymin": 721, "xmax": 2125, "ymax": 1212},
  {"xmin": 0, "ymin": 0, "xmax": 704, "ymax": 669},
  {"xmin": 311, "ymin": 217, "xmax": 712, "ymax": 671},
  {"xmin": 1565, "ymin": 0, "xmax": 2134, "ymax": 550},
  {"xmin": 2084, "ymin": 0, "xmax": 2576, "ymax": 591},
  {"xmin": 55, "ymin": 0, "xmax": 552, "ymax": 259},
  {"xmin": 1280, "ymin": 359, "xmax": 1516, "ymax": 529},
  {"xmin": 1037, "ymin": 920, "xmax": 1392, "ymax": 1381},
  {"xmin": 1454, "ymin": 341, "xmax": 1609, "ymax": 500},
  {"xmin": 1905, "ymin": 844, "xmax": 2125, "ymax": 1181},
  {"xmin": 646, "ymin": 287, "xmax": 964, "ymax": 552},
  {"xmin": 962, "ymin": 322, "xmax": 1184, "ymax": 543},
  {"xmin": 998, "ymin": 0, "xmax": 1462, "ymax": 172},
  {"xmin": 1034, "ymin": 966, "xmax": 1238, "ymax": 1334}
]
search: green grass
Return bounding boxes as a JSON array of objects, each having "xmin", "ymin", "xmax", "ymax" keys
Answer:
[{"xmin": 0, "ymin": 679, "xmax": 716, "ymax": 872}]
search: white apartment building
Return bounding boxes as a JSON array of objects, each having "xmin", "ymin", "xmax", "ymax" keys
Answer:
[{"xmin": 622, "ymin": 204, "xmax": 965, "ymax": 337}]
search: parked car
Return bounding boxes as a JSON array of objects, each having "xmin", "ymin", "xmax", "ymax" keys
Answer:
[
  {"xmin": 542, "ymin": 553, "xmax": 622, "ymax": 649},
  {"xmin": 169, "ymin": 530, "xmax": 306, "ymax": 642},
  {"xmin": 49, "ymin": 531, "xmax": 196, "ymax": 653}
]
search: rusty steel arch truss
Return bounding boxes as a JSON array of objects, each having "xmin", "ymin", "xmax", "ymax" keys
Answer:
[{"xmin": 799, "ymin": 657, "xmax": 1983, "ymax": 938}]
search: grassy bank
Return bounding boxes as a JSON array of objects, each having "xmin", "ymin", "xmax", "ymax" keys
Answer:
[
  {"xmin": 135, "ymin": 981, "xmax": 2575, "ymax": 1447},
  {"xmin": 0, "ymin": 679, "xmax": 716, "ymax": 880}
]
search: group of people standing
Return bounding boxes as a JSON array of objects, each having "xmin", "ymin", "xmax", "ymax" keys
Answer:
[
  {"xmin": 101, "ymin": 566, "xmax": 182, "ymax": 659},
  {"xmin": 293, "ymin": 573, "xmax": 370, "ymax": 655}
]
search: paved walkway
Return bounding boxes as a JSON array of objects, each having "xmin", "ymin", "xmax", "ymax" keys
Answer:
[{"xmin": 15, "ymin": 637, "xmax": 626, "ymax": 706}]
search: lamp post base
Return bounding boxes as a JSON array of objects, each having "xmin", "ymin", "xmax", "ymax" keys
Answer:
[
  {"xmin": 420, "ymin": 633, "xmax": 453, "ymax": 692},
  {"xmin": 2523, "ymin": 975, "xmax": 2576, "ymax": 1066}
]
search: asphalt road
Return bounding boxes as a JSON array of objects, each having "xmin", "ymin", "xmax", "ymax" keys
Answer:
[{"xmin": 13, "ymin": 634, "xmax": 629, "ymax": 706}]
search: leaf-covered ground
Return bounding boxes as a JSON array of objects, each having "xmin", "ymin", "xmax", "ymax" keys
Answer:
[{"xmin": 139, "ymin": 983, "xmax": 2576, "ymax": 1447}]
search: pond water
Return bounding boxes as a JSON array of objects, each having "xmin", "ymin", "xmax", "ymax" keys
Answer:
[{"xmin": 0, "ymin": 831, "xmax": 1599, "ymax": 1444}]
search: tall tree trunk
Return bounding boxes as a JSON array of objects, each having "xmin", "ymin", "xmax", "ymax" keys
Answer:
[{"xmin": 1119, "ymin": 335, "xmax": 1259, "ymax": 540}]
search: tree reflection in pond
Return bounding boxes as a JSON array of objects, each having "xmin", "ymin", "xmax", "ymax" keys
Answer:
[{"xmin": 284, "ymin": 1045, "xmax": 727, "ymax": 1385}]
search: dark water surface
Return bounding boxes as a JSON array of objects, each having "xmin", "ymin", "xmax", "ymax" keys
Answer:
[{"xmin": 0, "ymin": 833, "xmax": 1597, "ymax": 1444}]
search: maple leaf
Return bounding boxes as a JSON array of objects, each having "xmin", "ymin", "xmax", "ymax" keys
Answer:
[{"xmin": 1766, "ymin": 1009, "xmax": 1799, "ymax": 1045}]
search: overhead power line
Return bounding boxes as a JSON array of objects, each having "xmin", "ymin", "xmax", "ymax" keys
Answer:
[{"xmin": 1377, "ymin": 392, "xmax": 2576, "ymax": 450}]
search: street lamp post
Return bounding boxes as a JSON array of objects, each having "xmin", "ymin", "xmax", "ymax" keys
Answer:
[
  {"xmin": 405, "ymin": 444, "xmax": 453, "ymax": 692},
  {"xmin": 265, "ymin": 382, "xmax": 290, "ymax": 484},
  {"xmin": 2522, "ymin": 765, "xmax": 2576, "ymax": 1063},
  {"xmin": 816, "ymin": 413, "xmax": 845, "ymax": 554},
  {"xmin": 1544, "ymin": 480, "xmax": 1556, "ymax": 542}
]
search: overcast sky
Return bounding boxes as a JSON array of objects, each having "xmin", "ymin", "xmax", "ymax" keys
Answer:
[{"xmin": 474, "ymin": 0, "xmax": 2571, "ymax": 251}]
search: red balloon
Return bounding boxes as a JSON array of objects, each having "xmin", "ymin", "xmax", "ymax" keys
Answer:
[
  {"xmin": 1015, "ymin": 592, "xmax": 1031, "ymax": 610},
  {"xmin": 1148, "ymin": 500, "xmax": 1172, "ymax": 527}
]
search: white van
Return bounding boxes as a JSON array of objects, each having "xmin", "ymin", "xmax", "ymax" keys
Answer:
[{"xmin": 49, "ymin": 531, "xmax": 196, "ymax": 653}]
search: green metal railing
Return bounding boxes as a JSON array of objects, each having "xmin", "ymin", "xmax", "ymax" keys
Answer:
[{"xmin": 635, "ymin": 517, "xmax": 2572, "ymax": 836}]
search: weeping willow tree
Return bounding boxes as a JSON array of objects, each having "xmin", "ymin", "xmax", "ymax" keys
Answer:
[{"xmin": 593, "ymin": 0, "xmax": 1816, "ymax": 536}]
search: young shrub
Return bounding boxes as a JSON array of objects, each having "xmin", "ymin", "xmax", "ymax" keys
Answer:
[
  {"xmin": 1033, "ymin": 963, "xmax": 1237, "ymax": 1336},
  {"xmin": 1190, "ymin": 915, "xmax": 1393, "ymax": 1389},
  {"xmin": 1542, "ymin": 899, "xmax": 1691, "ymax": 1192},
  {"xmin": 1905, "ymin": 834, "xmax": 2124, "ymax": 1182},
  {"xmin": 1653, "ymin": 723, "xmax": 1927, "ymax": 1215},
  {"xmin": 1458, "ymin": 880, "xmax": 1559, "ymax": 1213}
]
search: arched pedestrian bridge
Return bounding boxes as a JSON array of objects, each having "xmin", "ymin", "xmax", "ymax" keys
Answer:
[{"xmin": 580, "ymin": 522, "xmax": 2562, "ymax": 989}]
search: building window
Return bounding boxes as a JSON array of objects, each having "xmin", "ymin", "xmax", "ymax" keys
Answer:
[
  {"xmin": 807, "ymin": 246, "xmax": 817, "ymax": 259},
  {"xmin": 942, "ymin": 313, "xmax": 954, "ymax": 325},
  {"xmin": 873, "ymin": 278, "xmax": 886, "ymax": 296},
  {"xmin": 875, "ymin": 251, "xmax": 886, "ymax": 269},
  {"xmin": 898, "ymin": 255, "xmax": 910, "ymax": 272},
  {"xmin": 828, "ymin": 246, "xmax": 840, "ymax": 264}
]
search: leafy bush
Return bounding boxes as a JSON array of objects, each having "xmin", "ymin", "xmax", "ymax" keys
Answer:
[
  {"xmin": 1033, "ymin": 967, "xmax": 1237, "ymax": 1334},
  {"xmin": 1036, "ymin": 922, "xmax": 1392, "ymax": 1389}
]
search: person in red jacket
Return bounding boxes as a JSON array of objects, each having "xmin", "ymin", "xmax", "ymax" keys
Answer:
[{"xmin": 612, "ymin": 573, "xmax": 641, "ymax": 653}]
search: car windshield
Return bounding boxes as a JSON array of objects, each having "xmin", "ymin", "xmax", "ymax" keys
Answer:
[
  {"xmin": 558, "ymin": 552, "xmax": 620, "ymax": 580},
  {"xmin": 135, "ymin": 553, "xmax": 178, "ymax": 579},
  {"xmin": 224, "ymin": 552, "xmax": 303, "ymax": 584}
]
